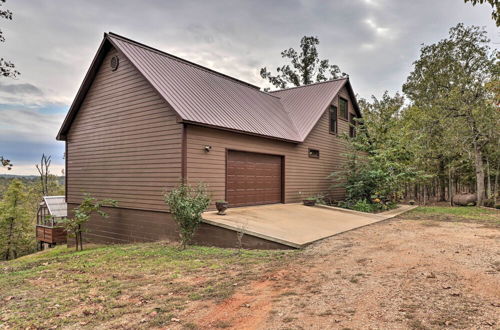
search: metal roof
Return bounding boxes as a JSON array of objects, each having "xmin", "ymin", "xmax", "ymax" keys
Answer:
[
  {"xmin": 58, "ymin": 32, "xmax": 358, "ymax": 143},
  {"xmin": 270, "ymin": 79, "xmax": 348, "ymax": 141},
  {"xmin": 43, "ymin": 196, "xmax": 67, "ymax": 218}
]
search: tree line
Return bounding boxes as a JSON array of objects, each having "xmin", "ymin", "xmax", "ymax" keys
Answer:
[{"xmin": 261, "ymin": 24, "xmax": 499, "ymax": 208}]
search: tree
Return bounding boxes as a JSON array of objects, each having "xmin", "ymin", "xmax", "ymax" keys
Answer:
[
  {"xmin": 0, "ymin": 0, "xmax": 19, "ymax": 78},
  {"xmin": 1, "ymin": 156, "xmax": 12, "ymax": 170},
  {"xmin": 36, "ymin": 154, "xmax": 51, "ymax": 195},
  {"xmin": 260, "ymin": 36, "xmax": 347, "ymax": 89},
  {"xmin": 403, "ymin": 24, "xmax": 499, "ymax": 206},
  {"xmin": 464, "ymin": 0, "xmax": 500, "ymax": 26},
  {"xmin": 164, "ymin": 182, "xmax": 211, "ymax": 249},
  {"xmin": 60, "ymin": 194, "xmax": 117, "ymax": 251},
  {"xmin": 0, "ymin": 179, "xmax": 32, "ymax": 260},
  {"xmin": 331, "ymin": 92, "xmax": 427, "ymax": 212}
]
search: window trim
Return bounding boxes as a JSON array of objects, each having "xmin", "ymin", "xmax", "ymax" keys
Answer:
[
  {"xmin": 308, "ymin": 148, "xmax": 320, "ymax": 159},
  {"xmin": 339, "ymin": 97, "xmax": 349, "ymax": 121},
  {"xmin": 329, "ymin": 105, "xmax": 338, "ymax": 135}
]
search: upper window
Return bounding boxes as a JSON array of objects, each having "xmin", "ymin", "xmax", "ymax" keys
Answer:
[
  {"xmin": 349, "ymin": 113, "xmax": 356, "ymax": 138},
  {"xmin": 308, "ymin": 149, "xmax": 320, "ymax": 158},
  {"xmin": 339, "ymin": 97, "xmax": 348, "ymax": 120},
  {"xmin": 329, "ymin": 105, "xmax": 338, "ymax": 134}
]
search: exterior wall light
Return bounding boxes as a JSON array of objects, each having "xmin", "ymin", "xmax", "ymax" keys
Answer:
[{"xmin": 204, "ymin": 145, "xmax": 212, "ymax": 152}]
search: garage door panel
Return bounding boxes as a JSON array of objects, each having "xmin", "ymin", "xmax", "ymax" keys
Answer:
[{"xmin": 227, "ymin": 150, "xmax": 282, "ymax": 207}]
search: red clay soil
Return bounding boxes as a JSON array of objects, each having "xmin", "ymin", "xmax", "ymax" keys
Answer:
[{"xmin": 186, "ymin": 218, "xmax": 500, "ymax": 329}]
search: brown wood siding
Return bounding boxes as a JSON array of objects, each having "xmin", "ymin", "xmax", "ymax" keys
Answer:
[
  {"xmin": 186, "ymin": 86, "xmax": 357, "ymax": 208},
  {"xmin": 66, "ymin": 47, "xmax": 182, "ymax": 211}
]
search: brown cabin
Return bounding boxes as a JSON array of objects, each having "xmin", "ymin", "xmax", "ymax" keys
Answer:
[
  {"xmin": 56, "ymin": 32, "xmax": 361, "ymax": 246},
  {"xmin": 36, "ymin": 196, "xmax": 67, "ymax": 248}
]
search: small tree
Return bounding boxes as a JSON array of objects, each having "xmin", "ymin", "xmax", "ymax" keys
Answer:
[
  {"xmin": 260, "ymin": 36, "xmax": 347, "ymax": 89},
  {"xmin": 36, "ymin": 154, "xmax": 51, "ymax": 195},
  {"xmin": 60, "ymin": 194, "xmax": 117, "ymax": 251},
  {"xmin": 164, "ymin": 183, "xmax": 211, "ymax": 249}
]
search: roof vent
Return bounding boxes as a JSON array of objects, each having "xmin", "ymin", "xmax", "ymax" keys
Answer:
[{"xmin": 110, "ymin": 56, "xmax": 119, "ymax": 71}]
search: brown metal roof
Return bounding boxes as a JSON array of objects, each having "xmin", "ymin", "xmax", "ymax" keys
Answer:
[
  {"xmin": 58, "ymin": 33, "xmax": 358, "ymax": 143},
  {"xmin": 270, "ymin": 79, "xmax": 348, "ymax": 141}
]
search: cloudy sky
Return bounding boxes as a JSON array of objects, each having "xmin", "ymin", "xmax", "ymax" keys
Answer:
[{"xmin": 0, "ymin": 0, "xmax": 497, "ymax": 175}]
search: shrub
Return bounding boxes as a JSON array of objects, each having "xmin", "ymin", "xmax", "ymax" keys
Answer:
[
  {"xmin": 351, "ymin": 199, "xmax": 377, "ymax": 213},
  {"xmin": 164, "ymin": 182, "xmax": 211, "ymax": 249},
  {"xmin": 60, "ymin": 194, "xmax": 117, "ymax": 251},
  {"xmin": 483, "ymin": 199, "xmax": 495, "ymax": 208}
]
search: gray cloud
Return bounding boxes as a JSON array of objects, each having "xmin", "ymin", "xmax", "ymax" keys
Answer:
[{"xmin": 0, "ymin": 81, "xmax": 43, "ymax": 96}]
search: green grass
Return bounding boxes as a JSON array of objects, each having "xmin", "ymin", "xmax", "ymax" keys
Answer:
[
  {"xmin": 400, "ymin": 206, "xmax": 500, "ymax": 226},
  {"xmin": 0, "ymin": 242, "xmax": 293, "ymax": 329}
]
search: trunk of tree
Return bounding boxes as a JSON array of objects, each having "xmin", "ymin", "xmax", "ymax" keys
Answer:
[
  {"xmin": 473, "ymin": 143, "xmax": 485, "ymax": 206},
  {"xmin": 449, "ymin": 167, "xmax": 454, "ymax": 206},
  {"xmin": 494, "ymin": 162, "xmax": 499, "ymax": 203},
  {"xmin": 486, "ymin": 158, "xmax": 491, "ymax": 199},
  {"xmin": 4, "ymin": 218, "xmax": 15, "ymax": 261},
  {"xmin": 435, "ymin": 158, "xmax": 446, "ymax": 201}
]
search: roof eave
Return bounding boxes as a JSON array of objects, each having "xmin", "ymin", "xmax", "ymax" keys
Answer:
[{"xmin": 183, "ymin": 120, "xmax": 301, "ymax": 144}]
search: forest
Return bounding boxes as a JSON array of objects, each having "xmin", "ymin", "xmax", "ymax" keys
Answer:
[
  {"xmin": 0, "ymin": 158, "xmax": 65, "ymax": 260},
  {"xmin": 261, "ymin": 23, "xmax": 499, "ymax": 212}
]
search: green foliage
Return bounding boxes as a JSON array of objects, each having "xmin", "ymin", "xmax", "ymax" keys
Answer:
[
  {"xmin": 403, "ymin": 23, "xmax": 499, "ymax": 205},
  {"xmin": 332, "ymin": 92, "xmax": 427, "ymax": 212},
  {"xmin": 464, "ymin": 0, "xmax": 500, "ymax": 26},
  {"xmin": 164, "ymin": 183, "xmax": 211, "ymax": 249},
  {"xmin": 260, "ymin": 36, "xmax": 347, "ymax": 89},
  {"xmin": 0, "ymin": 0, "xmax": 19, "ymax": 78},
  {"xmin": 0, "ymin": 179, "xmax": 32, "ymax": 260},
  {"xmin": 60, "ymin": 194, "xmax": 117, "ymax": 251},
  {"xmin": 1, "ymin": 156, "xmax": 12, "ymax": 170}
]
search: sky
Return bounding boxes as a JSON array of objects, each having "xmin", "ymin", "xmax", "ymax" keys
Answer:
[{"xmin": 0, "ymin": 0, "xmax": 498, "ymax": 175}]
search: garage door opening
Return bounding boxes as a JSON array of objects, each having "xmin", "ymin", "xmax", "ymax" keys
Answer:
[{"xmin": 226, "ymin": 150, "xmax": 283, "ymax": 207}]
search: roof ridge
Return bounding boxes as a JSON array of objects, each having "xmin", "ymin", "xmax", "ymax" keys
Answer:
[
  {"xmin": 269, "ymin": 77, "xmax": 349, "ymax": 93},
  {"xmin": 107, "ymin": 32, "xmax": 262, "ymax": 91}
]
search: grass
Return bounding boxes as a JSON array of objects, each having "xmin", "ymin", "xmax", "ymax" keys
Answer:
[
  {"xmin": 400, "ymin": 206, "xmax": 500, "ymax": 226},
  {"xmin": 0, "ymin": 242, "xmax": 293, "ymax": 329}
]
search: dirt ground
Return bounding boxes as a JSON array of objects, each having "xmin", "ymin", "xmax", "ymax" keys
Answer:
[{"xmin": 184, "ymin": 215, "xmax": 500, "ymax": 329}]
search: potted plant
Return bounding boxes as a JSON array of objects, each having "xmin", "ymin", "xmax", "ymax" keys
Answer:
[
  {"xmin": 215, "ymin": 200, "xmax": 229, "ymax": 215},
  {"xmin": 303, "ymin": 197, "xmax": 316, "ymax": 206}
]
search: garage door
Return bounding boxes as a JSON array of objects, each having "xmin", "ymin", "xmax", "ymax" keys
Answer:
[{"xmin": 227, "ymin": 150, "xmax": 283, "ymax": 207}]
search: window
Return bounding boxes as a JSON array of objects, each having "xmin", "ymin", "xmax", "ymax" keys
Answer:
[
  {"xmin": 349, "ymin": 113, "xmax": 356, "ymax": 138},
  {"xmin": 329, "ymin": 105, "xmax": 338, "ymax": 134},
  {"xmin": 339, "ymin": 97, "xmax": 348, "ymax": 120},
  {"xmin": 308, "ymin": 149, "xmax": 320, "ymax": 158}
]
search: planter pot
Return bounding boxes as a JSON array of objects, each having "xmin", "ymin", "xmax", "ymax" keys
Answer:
[
  {"xmin": 216, "ymin": 201, "xmax": 229, "ymax": 215},
  {"xmin": 303, "ymin": 199, "xmax": 316, "ymax": 207}
]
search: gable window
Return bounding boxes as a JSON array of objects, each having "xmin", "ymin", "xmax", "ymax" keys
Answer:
[
  {"xmin": 339, "ymin": 97, "xmax": 348, "ymax": 120},
  {"xmin": 329, "ymin": 105, "xmax": 338, "ymax": 134},
  {"xmin": 308, "ymin": 149, "xmax": 320, "ymax": 158},
  {"xmin": 349, "ymin": 113, "xmax": 356, "ymax": 138}
]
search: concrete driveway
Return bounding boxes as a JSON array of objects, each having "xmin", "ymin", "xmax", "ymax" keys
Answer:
[{"xmin": 202, "ymin": 203, "xmax": 416, "ymax": 248}]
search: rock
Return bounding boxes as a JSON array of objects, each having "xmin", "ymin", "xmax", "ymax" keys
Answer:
[
  {"xmin": 171, "ymin": 318, "xmax": 180, "ymax": 322},
  {"xmin": 425, "ymin": 272, "xmax": 436, "ymax": 279}
]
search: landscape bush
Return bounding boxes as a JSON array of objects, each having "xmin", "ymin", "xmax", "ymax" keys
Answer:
[
  {"xmin": 60, "ymin": 194, "xmax": 117, "ymax": 251},
  {"xmin": 164, "ymin": 182, "xmax": 211, "ymax": 249}
]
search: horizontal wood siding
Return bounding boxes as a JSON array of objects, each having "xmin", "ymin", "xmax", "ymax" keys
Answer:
[
  {"xmin": 186, "ymin": 86, "xmax": 357, "ymax": 207},
  {"xmin": 66, "ymin": 47, "xmax": 182, "ymax": 211}
]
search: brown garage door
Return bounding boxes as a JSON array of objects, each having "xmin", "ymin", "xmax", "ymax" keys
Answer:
[{"xmin": 227, "ymin": 150, "xmax": 283, "ymax": 207}]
